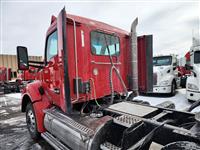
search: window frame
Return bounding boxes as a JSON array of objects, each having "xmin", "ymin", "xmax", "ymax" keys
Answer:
[
  {"xmin": 153, "ymin": 56, "xmax": 172, "ymax": 66},
  {"xmin": 44, "ymin": 29, "xmax": 58, "ymax": 65},
  {"xmin": 90, "ymin": 30, "xmax": 121, "ymax": 56}
]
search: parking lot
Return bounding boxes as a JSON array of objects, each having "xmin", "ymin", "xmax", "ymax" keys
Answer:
[
  {"xmin": 0, "ymin": 94, "xmax": 53, "ymax": 150},
  {"xmin": 0, "ymin": 89, "xmax": 199, "ymax": 150}
]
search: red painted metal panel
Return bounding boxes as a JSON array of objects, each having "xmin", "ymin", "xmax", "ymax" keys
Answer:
[
  {"xmin": 185, "ymin": 51, "xmax": 190, "ymax": 61},
  {"xmin": 137, "ymin": 35, "xmax": 153, "ymax": 93},
  {"xmin": 138, "ymin": 36, "xmax": 147, "ymax": 92}
]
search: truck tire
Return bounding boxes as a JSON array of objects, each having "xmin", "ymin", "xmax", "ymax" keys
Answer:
[
  {"xmin": 170, "ymin": 81, "xmax": 176, "ymax": 96},
  {"xmin": 161, "ymin": 141, "xmax": 200, "ymax": 150},
  {"xmin": 26, "ymin": 103, "xmax": 40, "ymax": 140}
]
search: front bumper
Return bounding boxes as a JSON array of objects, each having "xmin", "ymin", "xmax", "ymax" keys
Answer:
[
  {"xmin": 186, "ymin": 90, "xmax": 200, "ymax": 101},
  {"xmin": 153, "ymin": 85, "xmax": 171, "ymax": 93}
]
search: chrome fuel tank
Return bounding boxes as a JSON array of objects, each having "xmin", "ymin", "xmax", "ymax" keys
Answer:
[{"xmin": 44, "ymin": 108, "xmax": 112, "ymax": 150}]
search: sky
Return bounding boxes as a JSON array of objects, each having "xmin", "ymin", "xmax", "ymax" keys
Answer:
[{"xmin": 0, "ymin": 0, "xmax": 200, "ymax": 58}]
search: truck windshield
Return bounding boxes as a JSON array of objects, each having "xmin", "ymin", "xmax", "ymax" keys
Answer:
[
  {"xmin": 153, "ymin": 56, "xmax": 172, "ymax": 66},
  {"xmin": 194, "ymin": 51, "xmax": 200, "ymax": 64},
  {"xmin": 91, "ymin": 31, "xmax": 120, "ymax": 56}
]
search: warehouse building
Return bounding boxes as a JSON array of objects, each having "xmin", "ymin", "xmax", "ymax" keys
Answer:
[{"xmin": 0, "ymin": 54, "xmax": 42, "ymax": 78}]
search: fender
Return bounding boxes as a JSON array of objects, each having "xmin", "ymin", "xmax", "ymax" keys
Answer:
[
  {"xmin": 24, "ymin": 80, "xmax": 43, "ymax": 102},
  {"xmin": 32, "ymin": 96, "xmax": 51, "ymax": 132},
  {"xmin": 21, "ymin": 80, "xmax": 43, "ymax": 112},
  {"xmin": 21, "ymin": 80, "xmax": 51, "ymax": 132}
]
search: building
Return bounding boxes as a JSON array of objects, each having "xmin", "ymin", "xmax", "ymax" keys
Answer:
[{"xmin": 0, "ymin": 54, "xmax": 42, "ymax": 78}]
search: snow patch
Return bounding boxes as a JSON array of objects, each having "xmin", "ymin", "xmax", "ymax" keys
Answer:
[
  {"xmin": 134, "ymin": 89, "xmax": 200, "ymax": 112},
  {"xmin": 0, "ymin": 115, "xmax": 25, "ymax": 125},
  {"xmin": 5, "ymin": 93, "xmax": 22, "ymax": 99}
]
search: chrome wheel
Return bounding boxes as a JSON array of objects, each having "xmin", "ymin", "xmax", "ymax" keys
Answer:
[
  {"xmin": 27, "ymin": 109, "xmax": 36, "ymax": 133},
  {"xmin": 26, "ymin": 103, "xmax": 40, "ymax": 140}
]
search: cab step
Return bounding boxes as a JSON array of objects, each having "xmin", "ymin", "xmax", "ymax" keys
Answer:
[
  {"xmin": 100, "ymin": 142, "xmax": 121, "ymax": 150},
  {"xmin": 113, "ymin": 114, "xmax": 142, "ymax": 128},
  {"xmin": 41, "ymin": 132, "xmax": 69, "ymax": 150}
]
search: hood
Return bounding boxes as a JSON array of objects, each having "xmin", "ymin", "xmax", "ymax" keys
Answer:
[
  {"xmin": 153, "ymin": 65, "xmax": 172, "ymax": 85},
  {"xmin": 153, "ymin": 65, "xmax": 171, "ymax": 75}
]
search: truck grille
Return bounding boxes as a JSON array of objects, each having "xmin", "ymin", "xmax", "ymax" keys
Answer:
[{"xmin": 153, "ymin": 73, "xmax": 157, "ymax": 85}]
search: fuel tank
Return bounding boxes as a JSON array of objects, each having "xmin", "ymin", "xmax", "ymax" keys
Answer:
[{"xmin": 44, "ymin": 108, "xmax": 112, "ymax": 150}]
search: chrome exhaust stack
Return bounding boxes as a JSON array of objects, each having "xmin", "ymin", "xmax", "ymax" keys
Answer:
[{"xmin": 130, "ymin": 18, "xmax": 139, "ymax": 96}]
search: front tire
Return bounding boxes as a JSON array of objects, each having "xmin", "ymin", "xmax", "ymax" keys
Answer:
[
  {"xmin": 170, "ymin": 81, "xmax": 176, "ymax": 96},
  {"xmin": 26, "ymin": 103, "xmax": 40, "ymax": 140}
]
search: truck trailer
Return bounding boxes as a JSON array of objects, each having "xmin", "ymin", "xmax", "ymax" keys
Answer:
[{"xmin": 16, "ymin": 8, "xmax": 200, "ymax": 150}]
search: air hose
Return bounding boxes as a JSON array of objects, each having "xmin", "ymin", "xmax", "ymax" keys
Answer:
[{"xmin": 104, "ymin": 35, "xmax": 128, "ymax": 104}]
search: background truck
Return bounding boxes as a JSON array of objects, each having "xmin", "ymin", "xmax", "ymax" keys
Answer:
[
  {"xmin": 16, "ymin": 8, "xmax": 200, "ymax": 150},
  {"xmin": 152, "ymin": 54, "xmax": 180, "ymax": 96},
  {"xmin": 17, "ymin": 67, "xmax": 37, "ymax": 82},
  {"xmin": 177, "ymin": 51, "xmax": 191, "ymax": 88},
  {"xmin": 186, "ymin": 37, "xmax": 200, "ymax": 102},
  {"xmin": 0, "ymin": 67, "xmax": 20, "ymax": 94},
  {"xmin": 0, "ymin": 66, "xmax": 37, "ymax": 94}
]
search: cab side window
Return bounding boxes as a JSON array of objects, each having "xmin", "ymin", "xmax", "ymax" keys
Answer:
[
  {"xmin": 91, "ymin": 31, "xmax": 120, "ymax": 56},
  {"xmin": 46, "ymin": 31, "xmax": 58, "ymax": 62}
]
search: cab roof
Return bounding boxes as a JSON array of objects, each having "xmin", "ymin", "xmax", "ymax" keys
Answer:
[
  {"xmin": 66, "ymin": 14, "xmax": 129, "ymax": 36},
  {"xmin": 50, "ymin": 13, "xmax": 130, "ymax": 36}
]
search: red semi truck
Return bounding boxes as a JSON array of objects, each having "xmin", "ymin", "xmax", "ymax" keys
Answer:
[
  {"xmin": 0, "ymin": 67, "xmax": 20, "ymax": 94},
  {"xmin": 0, "ymin": 66, "xmax": 37, "ymax": 94},
  {"xmin": 16, "ymin": 8, "xmax": 200, "ymax": 150},
  {"xmin": 178, "ymin": 51, "xmax": 191, "ymax": 88},
  {"xmin": 17, "ymin": 67, "xmax": 37, "ymax": 82}
]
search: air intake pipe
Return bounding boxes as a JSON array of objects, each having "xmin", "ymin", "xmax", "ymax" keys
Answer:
[{"xmin": 130, "ymin": 18, "xmax": 138, "ymax": 96}]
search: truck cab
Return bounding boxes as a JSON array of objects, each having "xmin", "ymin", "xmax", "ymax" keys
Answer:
[
  {"xmin": 153, "ymin": 55, "xmax": 179, "ymax": 95},
  {"xmin": 16, "ymin": 8, "xmax": 200, "ymax": 150},
  {"xmin": 186, "ymin": 39, "xmax": 200, "ymax": 102}
]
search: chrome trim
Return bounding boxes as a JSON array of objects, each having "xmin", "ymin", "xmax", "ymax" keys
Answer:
[
  {"xmin": 68, "ymin": 17, "xmax": 79, "ymax": 101},
  {"xmin": 91, "ymin": 60, "xmax": 121, "ymax": 65}
]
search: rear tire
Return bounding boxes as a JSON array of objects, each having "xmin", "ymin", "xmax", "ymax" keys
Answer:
[
  {"xmin": 26, "ymin": 103, "xmax": 40, "ymax": 140},
  {"xmin": 162, "ymin": 141, "xmax": 200, "ymax": 150}
]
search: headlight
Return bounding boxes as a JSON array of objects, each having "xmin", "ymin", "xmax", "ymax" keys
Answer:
[
  {"xmin": 160, "ymin": 80, "xmax": 170, "ymax": 86},
  {"xmin": 188, "ymin": 83, "xmax": 199, "ymax": 90}
]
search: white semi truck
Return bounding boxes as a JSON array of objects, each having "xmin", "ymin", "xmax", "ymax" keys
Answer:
[
  {"xmin": 153, "ymin": 55, "xmax": 180, "ymax": 96},
  {"xmin": 186, "ymin": 37, "xmax": 200, "ymax": 102}
]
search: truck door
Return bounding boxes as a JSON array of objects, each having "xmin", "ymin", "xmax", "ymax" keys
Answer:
[
  {"xmin": 90, "ymin": 31, "xmax": 123, "ymax": 98},
  {"xmin": 44, "ymin": 30, "xmax": 61, "ymax": 105},
  {"xmin": 43, "ymin": 8, "xmax": 71, "ymax": 113}
]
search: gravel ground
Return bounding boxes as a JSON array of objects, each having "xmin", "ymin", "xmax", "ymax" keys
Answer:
[
  {"xmin": 0, "ymin": 89, "xmax": 199, "ymax": 150},
  {"xmin": 0, "ymin": 94, "xmax": 53, "ymax": 150}
]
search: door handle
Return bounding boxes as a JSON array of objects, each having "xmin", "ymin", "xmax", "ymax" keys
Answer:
[{"xmin": 51, "ymin": 88, "xmax": 60, "ymax": 94}]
